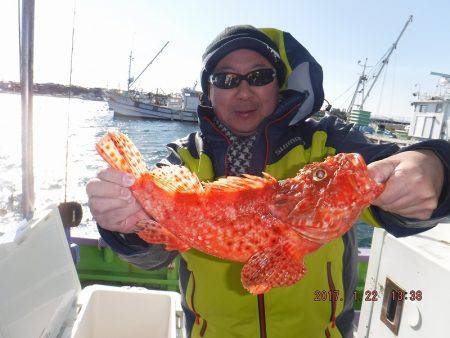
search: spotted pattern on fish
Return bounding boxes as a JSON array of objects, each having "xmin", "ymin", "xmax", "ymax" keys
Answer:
[{"xmin": 96, "ymin": 132, "xmax": 384, "ymax": 294}]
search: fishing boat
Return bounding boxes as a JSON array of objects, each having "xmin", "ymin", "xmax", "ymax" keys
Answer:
[
  {"xmin": 2, "ymin": 4, "xmax": 450, "ymax": 337},
  {"xmin": 107, "ymin": 42, "xmax": 201, "ymax": 122},
  {"xmin": 108, "ymin": 87, "xmax": 200, "ymax": 122}
]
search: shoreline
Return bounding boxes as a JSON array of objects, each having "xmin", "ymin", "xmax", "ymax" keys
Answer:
[{"xmin": 0, "ymin": 90, "xmax": 106, "ymax": 102}]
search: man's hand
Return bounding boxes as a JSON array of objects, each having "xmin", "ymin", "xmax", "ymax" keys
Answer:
[
  {"xmin": 368, "ymin": 150, "xmax": 444, "ymax": 220},
  {"xmin": 86, "ymin": 168, "xmax": 147, "ymax": 233}
]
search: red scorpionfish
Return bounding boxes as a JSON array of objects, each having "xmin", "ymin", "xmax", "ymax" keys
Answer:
[{"xmin": 96, "ymin": 132, "xmax": 384, "ymax": 294}]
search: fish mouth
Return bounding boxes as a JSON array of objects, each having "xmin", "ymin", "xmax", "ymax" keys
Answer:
[
  {"xmin": 336, "ymin": 154, "xmax": 384, "ymax": 199},
  {"xmin": 350, "ymin": 153, "xmax": 367, "ymax": 169}
]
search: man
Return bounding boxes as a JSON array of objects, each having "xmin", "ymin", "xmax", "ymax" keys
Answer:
[{"xmin": 87, "ymin": 26, "xmax": 450, "ymax": 338}]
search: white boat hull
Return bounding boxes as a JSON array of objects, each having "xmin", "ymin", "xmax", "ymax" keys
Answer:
[
  {"xmin": 357, "ymin": 223, "xmax": 450, "ymax": 338},
  {"xmin": 108, "ymin": 95, "xmax": 198, "ymax": 122}
]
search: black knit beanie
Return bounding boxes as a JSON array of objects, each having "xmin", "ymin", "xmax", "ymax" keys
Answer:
[{"xmin": 200, "ymin": 25, "xmax": 286, "ymax": 94}]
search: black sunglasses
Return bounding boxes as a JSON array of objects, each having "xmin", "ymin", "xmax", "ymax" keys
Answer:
[{"xmin": 209, "ymin": 68, "xmax": 276, "ymax": 89}]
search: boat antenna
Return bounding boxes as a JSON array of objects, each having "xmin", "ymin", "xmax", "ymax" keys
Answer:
[
  {"xmin": 430, "ymin": 71, "xmax": 450, "ymax": 97},
  {"xmin": 128, "ymin": 41, "xmax": 169, "ymax": 89},
  {"xmin": 347, "ymin": 15, "xmax": 413, "ymax": 113},
  {"xmin": 60, "ymin": 0, "xmax": 83, "ymax": 227}
]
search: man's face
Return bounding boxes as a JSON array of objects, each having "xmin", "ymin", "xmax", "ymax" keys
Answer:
[{"xmin": 209, "ymin": 49, "xmax": 279, "ymax": 136}]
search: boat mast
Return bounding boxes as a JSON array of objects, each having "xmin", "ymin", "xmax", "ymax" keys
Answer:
[
  {"xmin": 127, "ymin": 50, "xmax": 133, "ymax": 92},
  {"xmin": 347, "ymin": 58, "xmax": 368, "ymax": 113},
  {"xmin": 347, "ymin": 15, "xmax": 413, "ymax": 113},
  {"xmin": 128, "ymin": 41, "xmax": 169, "ymax": 89},
  {"xmin": 20, "ymin": 0, "xmax": 35, "ymax": 220},
  {"xmin": 361, "ymin": 15, "xmax": 413, "ymax": 109}
]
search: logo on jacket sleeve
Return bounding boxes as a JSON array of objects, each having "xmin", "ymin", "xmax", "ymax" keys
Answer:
[{"xmin": 274, "ymin": 137, "xmax": 304, "ymax": 156}]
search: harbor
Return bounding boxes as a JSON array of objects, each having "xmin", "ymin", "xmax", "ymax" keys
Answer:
[
  {"xmin": 338, "ymin": 71, "xmax": 450, "ymax": 145},
  {"xmin": 1, "ymin": 87, "xmax": 448, "ymax": 337},
  {"xmin": 1, "ymin": 1, "xmax": 450, "ymax": 337}
]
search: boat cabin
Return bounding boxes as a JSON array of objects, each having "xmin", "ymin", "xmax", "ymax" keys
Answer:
[{"xmin": 408, "ymin": 96, "xmax": 449, "ymax": 140}]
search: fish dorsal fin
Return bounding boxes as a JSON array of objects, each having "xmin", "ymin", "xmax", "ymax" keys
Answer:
[
  {"xmin": 204, "ymin": 172, "xmax": 276, "ymax": 193},
  {"xmin": 96, "ymin": 132, "xmax": 148, "ymax": 177},
  {"xmin": 147, "ymin": 165, "xmax": 203, "ymax": 193}
]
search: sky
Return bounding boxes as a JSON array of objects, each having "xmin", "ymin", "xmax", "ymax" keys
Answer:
[{"xmin": 1, "ymin": 0, "xmax": 449, "ymax": 121}]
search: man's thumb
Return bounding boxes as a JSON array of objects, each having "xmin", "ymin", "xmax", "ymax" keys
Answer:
[{"xmin": 367, "ymin": 159, "xmax": 396, "ymax": 184}]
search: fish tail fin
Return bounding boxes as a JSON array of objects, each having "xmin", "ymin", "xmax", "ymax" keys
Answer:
[
  {"xmin": 146, "ymin": 165, "xmax": 203, "ymax": 193},
  {"xmin": 241, "ymin": 240, "xmax": 307, "ymax": 294},
  {"xmin": 96, "ymin": 132, "xmax": 148, "ymax": 178}
]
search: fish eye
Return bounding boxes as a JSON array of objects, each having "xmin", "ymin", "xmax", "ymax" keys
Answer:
[{"xmin": 313, "ymin": 168, "xmax": 327, "ymax": 181}]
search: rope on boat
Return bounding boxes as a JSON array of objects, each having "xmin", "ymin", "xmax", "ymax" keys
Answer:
[
  {"xmin": 375, "ymin": 61, "xmax": 389, "ymax": 116},
  {"xmin": 332, "ymin": 78, "xmax": 359, "ymax": 107},
  {"xmin": 61, "ymin": 0, "xmax": 83, "ymax": 228},
  {"xmin": 388, "ymin": 52, "xmax": 398, "ymax": 114},
  {"xmin": 63, "ymin": 0, "xmax": 77, "ymax": 202}
]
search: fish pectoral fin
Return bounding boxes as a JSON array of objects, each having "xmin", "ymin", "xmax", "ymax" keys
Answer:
[
  {"xmin": 269, "ymin": 194, "xmax": 313, "ymax": 222},
  {"xmin": 241, "ymin": 243, "xmax": 306, "ymax": 295},
  {"xmin": 291, "ymin": 207, "xmax": 361, "ymax": 244},
  {"xmin": 136, "ymin": 219, "xmax": 190, "ymax": 252}
]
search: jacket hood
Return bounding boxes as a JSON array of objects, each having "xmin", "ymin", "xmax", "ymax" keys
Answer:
[{"xmin": 199, "ymin": 27, "xmax": 324, "ymax": 127}]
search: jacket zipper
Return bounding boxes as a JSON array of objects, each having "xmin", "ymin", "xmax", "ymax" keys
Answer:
[
  {"xmin": 203, "ymin": 116, "xmax": 231, "ymax": 176},
  {"xmin": 255, "ymin": 106, "xmax": 301, "ymax": 338},
  {"xmin": 326, "ymin": 261, "xmax": 336, "ymax": 329},
  {"xmin": 263, "ymin": 103, "xmax": 301, "ymax": 165},
  {"xmin": 258, "ymin": 294, "xmax": 267, "ymax": 338},
  {"xmin": 189, "ymin": 272, "xmax": 208, "ymax": 337},
  {"xmin": 199, "ymin": 319, "xmax": 207, "ymax": 337},
  {"xmin": 190, "ymin": 273, "xmax": 201, "ymax": 325}
]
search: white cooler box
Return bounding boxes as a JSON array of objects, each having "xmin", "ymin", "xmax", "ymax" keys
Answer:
[
  {"xmin": 0, "ymin": 207, "xmax": 184, "ymax": 338},
  {"xmin": 357, "ymin": 224, "xmax": 450, "ymax": 338}
]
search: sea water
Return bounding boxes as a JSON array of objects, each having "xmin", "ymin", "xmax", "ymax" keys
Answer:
[{"xmin": 0, "ymin": 92, "xmax": 373, "ymax": 245}]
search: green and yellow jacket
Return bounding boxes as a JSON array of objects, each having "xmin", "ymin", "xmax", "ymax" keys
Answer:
[{"xmin": 99, "ymin": 28, "xmax": 450, "ymax": 338}]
